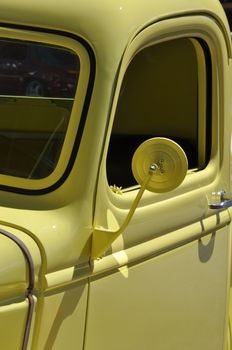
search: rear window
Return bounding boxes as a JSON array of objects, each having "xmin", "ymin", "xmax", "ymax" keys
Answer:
[{"xmin": 0, "ymin": 38, "xmax": 82, "ymax": 185}]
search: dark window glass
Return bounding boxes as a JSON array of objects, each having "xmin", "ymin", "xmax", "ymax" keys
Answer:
[
  {"xmin": 0, "ymin": 40, "xmax": 80, "ymax": 179},
  {"xmin": 0, "ymin": 40, "xmax": 79, "ymax": 98},
  {"xmin": 0, "ymin": 43, "xmax": 27, "ymax": 60},
  {"xmin": 220, "ymin": 0, "xmax": 232, "ymax": 30}
]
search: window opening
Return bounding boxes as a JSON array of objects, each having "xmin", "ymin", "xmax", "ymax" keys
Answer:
[
  {"xmin": 220, "ymin": 0, "xmax": 232, "ymax": 30},
  {"xmin": 107, "ymin": 38, "xmax": 210, "ymax": 189}
]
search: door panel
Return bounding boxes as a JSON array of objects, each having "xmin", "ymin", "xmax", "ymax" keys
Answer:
[
  {"xmin": 86, "ymin": 16, "xmax": 232, "ymax": 350},
  {"xmin": 85, "ymin": 226, "xmax": 230, "ymax": 350},
  {"xmin": 0, "ymin": 301, "xmax": 31, "ymax": 350},
  {"xmin": 34, "ymin": 280, "xmax": 88, "ymax": 350}
]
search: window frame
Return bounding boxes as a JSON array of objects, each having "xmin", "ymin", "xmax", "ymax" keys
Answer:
[
  {"xmin": 95, "ymin": 17, "xmax": 223, "ymax": 214},
  {"xmin": 106, "ymin": 37, "xmax": 209, "ymax": 190},
  {"xmin": 0, "ymin": 26, "xmax": 95, "ymax": 194}
]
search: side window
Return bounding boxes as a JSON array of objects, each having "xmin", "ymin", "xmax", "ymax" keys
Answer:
[
  {"xmin": 107, "ymin": 38, "xmax": 210, "ymax": 189},
  {"xmin": 220, "ymin": 0, "xmax": 232, "ymax": 30},
  {"xmin": 0, "ymin": 39, "xmax": 80, "ymax": 180}
]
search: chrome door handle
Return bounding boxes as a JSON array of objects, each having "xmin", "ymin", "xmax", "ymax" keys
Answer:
[{"xmin": 208, "ymin": 191, "xmax": 232, "ymax": 209}]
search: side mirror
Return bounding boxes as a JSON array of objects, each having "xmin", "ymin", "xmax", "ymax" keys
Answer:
[{"xmin": 91, "ymin": 137, "xmax": 188, "ymax": 259}]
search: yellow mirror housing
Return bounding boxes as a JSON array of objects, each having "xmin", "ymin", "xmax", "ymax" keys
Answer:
[{"xmin": 132, "ymin": 137, "xmax": 188, "ymax": 193}]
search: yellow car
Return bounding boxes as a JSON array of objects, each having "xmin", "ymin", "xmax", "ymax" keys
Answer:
[{"xmin": 0, "ymin": 0, "xmax": 231, "ymax": 349}]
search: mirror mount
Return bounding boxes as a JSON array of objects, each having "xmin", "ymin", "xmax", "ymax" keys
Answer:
[
  {"xmin": 91, "ymin": 138, "xmax": 188, "ymax": 260},
  {"xmin": 91, "ymin": 164, "xmax": 157, "ymax": 259}
]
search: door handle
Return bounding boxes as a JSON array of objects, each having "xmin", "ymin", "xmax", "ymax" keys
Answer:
[{"xmin": 208, "ymin": 191, "xmax": 232, "ymax": 209}]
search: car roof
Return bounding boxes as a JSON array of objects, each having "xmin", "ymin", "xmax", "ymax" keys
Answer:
[
  {"xmin": 0, "ymin": 1, "xmax": 228, "ymax": 36},
  {"xmin": 0, "ymin": 0, "xmax": 230, "ymax": 61}
]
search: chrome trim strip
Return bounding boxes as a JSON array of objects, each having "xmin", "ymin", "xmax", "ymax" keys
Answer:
[
  {"xmin": 22, "ymin": 293, "xmax": 35, "ymax": 350},
  {"xmin": 0, "ymin": 228, "xmax": 35, "ymax": 350}
]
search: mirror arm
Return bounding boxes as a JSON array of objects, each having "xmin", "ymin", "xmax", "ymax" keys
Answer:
[
  {"xmin": 91, "ymin": 166, "xmax": 156, "ymax": 260},
  {"xmin": 91, "ymin": 137, "xmax": 188, "ymax": 260}
]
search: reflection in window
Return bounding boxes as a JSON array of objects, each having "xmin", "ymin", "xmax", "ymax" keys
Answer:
[
  {"xmin": 0, "ymin": 40, "xmax": 80, "ymax": 179},
  {"xmin": 107, "ymin": 38, "xmax": 209, "ymax": 189},
  {"xmin": 0, "ymin": 40, "xmax": 79, "ymax": 98}
]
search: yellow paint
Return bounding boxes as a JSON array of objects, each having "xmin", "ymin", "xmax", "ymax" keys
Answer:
[{"xmin": 0, "ymin": 1, "xmax": 229, "ymax": 350}]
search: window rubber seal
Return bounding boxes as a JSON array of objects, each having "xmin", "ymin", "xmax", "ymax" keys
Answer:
[{"xmin": 0, "ymin": 23, "xmax": 96, "ymax": 195}]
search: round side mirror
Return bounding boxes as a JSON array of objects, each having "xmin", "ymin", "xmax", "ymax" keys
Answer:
[
  {"xmin": 132, "ymin": 137, "xmax": 188, "ymax": 193},
  {"xmin": 91, "ymin": 137, "xmax": 188, "ymax": 259}
]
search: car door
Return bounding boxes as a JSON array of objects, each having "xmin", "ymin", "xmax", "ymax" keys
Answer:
[{"xmin": 84, "ymin": 15, "xmax": 232, "ymax": 350}]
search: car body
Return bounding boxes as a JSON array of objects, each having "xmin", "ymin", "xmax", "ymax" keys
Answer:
[{"xmin": 0, "ymin": 0, "xmax": 231, "ymax": 349}]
